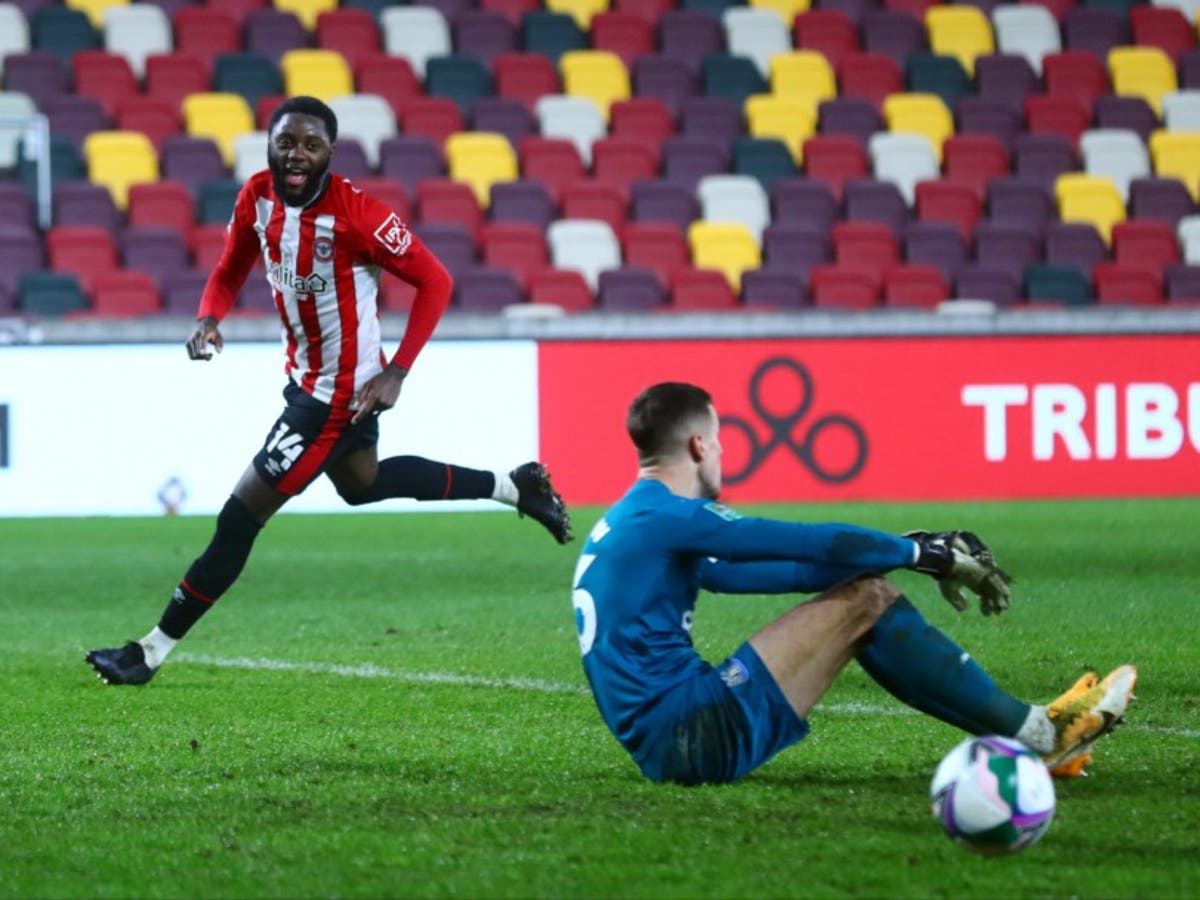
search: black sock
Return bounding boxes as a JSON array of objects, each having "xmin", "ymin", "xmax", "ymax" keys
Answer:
[
  {"xmin": 340, "ymin": 455, "xmax": 495, "ymax": 504},
  {"xmin": 158, "ymin": 495, "xmax": 264, "ymax": 639}
]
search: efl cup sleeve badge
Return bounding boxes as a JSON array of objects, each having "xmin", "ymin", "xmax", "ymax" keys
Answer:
[{"xmin": 374, "ymin": 213, "xmax": 413, "ymax": 256}]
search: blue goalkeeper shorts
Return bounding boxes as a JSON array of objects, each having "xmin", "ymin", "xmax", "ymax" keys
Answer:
[{"xmin": 635, "ymin": 642, "xmax": 810, "ymax": 785}]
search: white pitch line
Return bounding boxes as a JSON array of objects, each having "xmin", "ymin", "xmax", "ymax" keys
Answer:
[{"xmin": 175, "ymin": 653, "xmax": 1199, "ymax": 739}]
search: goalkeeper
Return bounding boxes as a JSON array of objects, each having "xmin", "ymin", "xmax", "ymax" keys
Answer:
[{"xmin": 571, "ymin": 382, "xmax": 1136, "ymax": 785}]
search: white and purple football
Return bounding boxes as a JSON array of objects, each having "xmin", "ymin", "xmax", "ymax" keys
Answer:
[{"xmin": 930, "ymin": 735, "xmax": 1056, "ymax": 855}]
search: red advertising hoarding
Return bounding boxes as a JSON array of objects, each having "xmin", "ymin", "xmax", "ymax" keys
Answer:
[{"xmin": 538, "ymin": 335, "xmax": 1200, "ymax": 504}]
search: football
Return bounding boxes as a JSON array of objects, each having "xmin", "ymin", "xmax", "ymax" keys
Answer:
[{"xmin": 930, "ymin": 735, "xmax": 1056, "ymax": 856}]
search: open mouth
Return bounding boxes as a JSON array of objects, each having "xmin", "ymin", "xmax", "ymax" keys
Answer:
[{"xmin": 285, "ymin": 167, "xmax": 308, "ymax": 189}]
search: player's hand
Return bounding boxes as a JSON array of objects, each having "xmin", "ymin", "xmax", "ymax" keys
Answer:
[
  {"xmin": 906, "ymin": 530, "xmax": 1013, "ymax": 615},
  {"xmin": 186, "ymin": 316, "xmax": 223, "ymax": 361},
  {"xmin": 351, "ymin": 363, "xmax": 407, "ymax": 424}
]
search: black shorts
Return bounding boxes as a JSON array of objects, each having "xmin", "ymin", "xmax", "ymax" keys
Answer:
[{"xmin": 252, "ymin": 381, "xmax": 379, "ymax": 496}]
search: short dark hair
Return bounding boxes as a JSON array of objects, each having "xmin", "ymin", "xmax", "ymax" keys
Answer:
[
  {"xmin": 268, "ymin": 96, "xmax": 338, "ymax": 143},
  {"xmin": 626, "ymin": 382, "xmax": 714, "ymax": 463}
]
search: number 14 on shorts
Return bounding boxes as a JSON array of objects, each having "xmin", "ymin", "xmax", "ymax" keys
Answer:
[{"xmin": 264, "ymin": 422, "xmax": 306, "ymax": 473}]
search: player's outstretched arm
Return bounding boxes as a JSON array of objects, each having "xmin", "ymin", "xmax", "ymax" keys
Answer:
[{"xmin": 185, "ymin": 315, "xmax": 224, "ymax": 361}]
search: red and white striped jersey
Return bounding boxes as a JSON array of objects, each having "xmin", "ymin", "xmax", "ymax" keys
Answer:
[{"xmin": 199, "ymin": 170, "xmax": 450, "ymax": 410}]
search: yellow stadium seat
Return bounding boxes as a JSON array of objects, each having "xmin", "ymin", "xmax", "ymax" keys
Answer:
[
  {"xmin": 748, "ymin": 0, "xmax": 811, "ymax": 25},
  {"xmin": 83, "ymin": 130, "xmax": 157, "ymax": 209},
  {"xmin": 687, "ymin": 221, "xmax": 761, "ymax": 291},
  {"xmin": 883, "ymin": 92, "xmax": 954, "ymax": 161},
  {"xmin": 445, "ymin": 132, "xmax": 518, "ymax": 207},
  {"xmin": 560, "ymin": 50, "xmax": 630, "ymax": 120},
  {"xmin": 1149, "ymin": 130, "xmax": 1200, "ymax": 200},
  {"xmin": 66, "ymin": 0, "xmax": 126, "ymax": 28},
  {"xmin": 281, "ymin": 49, "xmax": 353, "ymax": 104},
  {"xmin": 1055, "ymin": 173, "xmax": 1126, "ymax": 243},
  {"xmin": 182, "ymin": 93, "xmax": 255, "ymax": 168},
  {"xmin": 273, "ymin": 0, "xmax": 336, "ymax": 30},
  {"xmin": 924, "ymin": 6, "xmax": 994, "ymax": 76},
  {"xmin": 546, "ymin": 0, "xmax": 608, "ymax": 29},
  {"xmin": 1108, "ymin": 46, "xmax": 1176, "ymax": 116},
  {"xmin": 768, "ymin": 51, "xmax": 836, "ymax": 113},
  {"xmin": 745, "ymin": 94, "xmax": 817, "ymax": 162}
]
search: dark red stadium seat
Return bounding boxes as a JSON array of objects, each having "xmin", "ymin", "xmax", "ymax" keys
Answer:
[
  {"xmin": 802, "ymin": 135, "xmax": 870, "ymax": 201},
  {"xmin": 47, "ymin": 225, "xmax": 119, "ymax": 296},
  {"xmin": 190, "ymin": 224, "xmax": 231, "ymax": 271},
  {"xmin": 670, "ymin": 267, "xmax": 739, "ymax": 310},
  {"xmin": 353, "ymin": 54, "xmax": 423, "ymax": 120},
  {"xmin": 1111, "ymin": 219, "xmax": 1180, "ymax": 272},
  {"xmin": 836, "ymin": 53, "xmax": 903, "ymax": 112},
  {"xmin": 1043, "ymin": 51, "xmax": 1110, "ymax": 109},
  {"xmin": 173, "ymin": 8, "xmax": 240, "ymax": 70},
  {"xmin": 517, "ymin": 136, "xmax": 586, "ymax": 204},
  {"xmin": 1130, "ymin": 6, "xmax": 1196, "ymax": 60},
  {"xmin": 316, "ymin": 9, "xmax": 381, "ymax": 70},
  {"xmin": 591, "ymin": 137, "xmax": 660, "ymax": 201},
  {"xmin": 609, "ymin": 98, "xmax": 675, "ymax": 155},
  {"xmin": 494, "ymin": 53, "xmax": 561, "ymax": 112},
  {"xmin": 206, "ymin": 0, "xmax": 267, "ymax": 25},
  {"xmin": 115, "ymin": 97, "xmax": 182, "ymax": 152},
  {"xmin": 614, "ymin": 0, "xmax": 674, "ymax": 27},
  {"xmin": 561, "ymin": 182, "xmax": 628, "ymax": 234},
  {"xmin": 794, "ymin": 9, "xmax": 860, "ymax": 69},
  {"xmin": 71, "ymin": 51, "xmax": 138, "ymax": 119},
  {"xmin": 127, "ymin": 181, "xmax": 196, "ymax": 238},
  {"xmin": 528, "ymin": 268, "xmax": 595, "ymax": 311},
  {"xmin": 1025, "ymin": 95, "xmax": 1092, "ymax": 146},
  {"xmin": 398, "ymin": 98, "xmax": 464, "ymax": 149},
  {"xmin": 883, "ymin": 264, "xmax": 949, "ymax": 307},
  {"xmin": 809, "ymin": 264, "xmax": 881, "ymax": 308},
  {"xmin": 90, "ymin": 270, "xmax": 162, "ymax": 317},
  {"xmin": 621, "ymin": 222, "xmax": 689, "ymax": 288},
  {"xmin": 915, "ymin": 180, "xmax": 982, "ymax": 239},
  {"xmin": 417, "ymin": 179, "xmax": 483, "ymax": 242},
  {"xmin": 480, "ymin": 0, "xmax": 540, "ymax": 28},
  {"xmin": 942, "ymin": 134, "xmax": 1011, "ymax": 202},
  {"xmin": 590, "ymin": 11, "xmax": 654, "ymax": 67},
  {"xmin": 1093, "ymin": 263, "xmax": 1165, "ymax": 305},
  {"xmin": 255, "ymin": 94, "xmax": 288, "ymax": 130},
  {"xmin": 831, "ymin": 220, "xmax": 899, "ymax": 285},
  {"xmin": 480, "ymin": 222, "xmax": 549, "ymax": 290}
]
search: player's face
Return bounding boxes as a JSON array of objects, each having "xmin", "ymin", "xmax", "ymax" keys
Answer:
[
  {"xmin": 697, "ymin": 405, "xmax": 723, "ymax": 500},
  {"xmin": 268, "ymin": 113, "xmax": 333, "ymax": 207}
]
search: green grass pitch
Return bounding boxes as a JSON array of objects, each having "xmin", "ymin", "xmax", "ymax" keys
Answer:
[{"xmin": 2, "ymin": 499, "xmax": 1197, "ymax": 899}]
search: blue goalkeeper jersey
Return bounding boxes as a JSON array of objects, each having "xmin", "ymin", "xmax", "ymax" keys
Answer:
[{"xmin": 571, "ymin": 478, "xmax": 918, "ymax": 763}]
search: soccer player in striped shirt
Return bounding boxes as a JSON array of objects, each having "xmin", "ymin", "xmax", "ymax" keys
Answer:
[{"xmin": 86, "ymin": 96, "xmax": 571, "ymax": 686}]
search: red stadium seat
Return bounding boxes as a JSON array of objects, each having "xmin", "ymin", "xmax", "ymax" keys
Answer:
[
  {"xmin": 480, "ymin": 221, "xmax": 549, "ymax": 290},
  {"xmin": 1043, "ymin": 51, "xmax": 1110, "ymax": 110},
  {"xmin": 561, "ymin": 182, "xmax": 628, "ymax": 233},
  {"xmin": 115, "ymin": 97, "xmax": 182, "ymax": 152},
  {"xmin": 942, "ymin": 134, "xmax": 1011, "ymax": 203},
  {"xmin": 190, "ymin": 224, "xmax": 231, "ymax": 271},
  {"xmin": 528, "ymin": 268, "xmax": 595, "ymax": 311},
  {"xmin": 615, "ymin": 0, "xmax": 674, "ymax": 27},
  {"xmin": 317, "ymin": 9, "xmax": 382, "ymax": 71},
  {"xmin": 883, "ymin": 264, "xmax": 949, "ymax": 307},
  {"xmin": 127, "ymin": 181, "xmax": 196, "ymax": 237},
  {"xmin": 91, "ymin": 270, "xmax": 162, "ymax": 317},
  {"xmin": 591, "ymin": 137, "xmax": 660, "ymax": 201},
  {"xmin": 1111, "ymin": 219, "xmax": 1180, "ymax": 271},
  {"xmin": 480, "ymin": 0, "xmax": 540, "ymax": 28},
  {"xmin": 353, "ymin": 178, "xmax": 414, "ymax": 225},
  {"xmin": 1130, "ymin": 6, "xmax": 1196, "ymax": 60},
  {"xmin": 1093, "ymin": 262, "xmax": 1165, "ymax": 305},
  {"xmin": 173, "ymin": 8, "xmax": 241, "ymax": 70},
  {"xmin": 884, "ymin": 0, "xmax": 939, "ymax": 18},
  {"xmin": 494, "ymin": 53, "xmax": 561, "ymax": 113},
  {"xmin": 915, "ymin": 180, "xmax": 982, "ymax": 239},
  {"xmin": 72, "ymin": 52, "xmax": 139, "ymax": 119},
  {"xmin": 620, "ymin": 222, "xmax": 689, "ymax": 288},
  {"xmin": 47, "ymin": 226, "xmax": 119, "ymax": 296},
  {"xmin": 831, "ymin": 220, "xmax": 898, "ymax": 285},
  {"xmin": 517, "ymin": 136, "xmax": 586, "ymax": 204},
  {"xmin": 802, "ymin": 135, "xmax": 870, "ymax": 201},
  {"xmin": 609, "ymin": 98, "xmax": 675, "ymax": 154},
  {"xmin": 416, "ymin": 179, "xmax": 483, "ymax": 242},
  {"xmin": 836, "ymin": 52, "xmax": 903, "ymax": 112},
  {"xmin": 398, "ymin": 98, "xmax": 465, "ymax": 149},
  {"xmin": 354, "ymin": 54, "xmax": 423, "ymax": 120},
  {"xmin": 1025, "ymin": 95, "xmax": 1092, "ymax": 146},
  {"xmin": 145, "ymin": 54, "xmax": 211, "ymax": 112},
  {"xmin": 206, "ymin": 0, "xmax": 267, "ymax": 25},
  {"xmin": 794, "ymin": 10, "xmax": 860, "ymax": 69},
  {"xmin": 670, "ymin": 267, "xmax": 739, "ymax": 310},
  {"xmin": 809, "ymin": 265, "xmax": 881, "ymax": 308},
  {"xmin": 590, "ymin": 12, "xmax": 654, "ymax": 68}
]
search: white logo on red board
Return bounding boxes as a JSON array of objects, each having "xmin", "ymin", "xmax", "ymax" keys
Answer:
[{"xmin": 373, "ymin": 214, "xmax": 412, "ymax": 256}]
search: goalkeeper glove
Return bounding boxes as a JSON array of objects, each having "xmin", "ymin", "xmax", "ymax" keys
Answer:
[{"xmin": 906, "ymin": 530, "xmax": 1013, "ymax": 616}]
